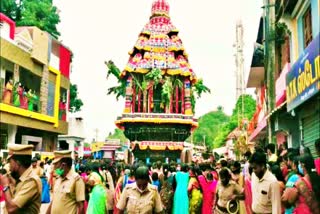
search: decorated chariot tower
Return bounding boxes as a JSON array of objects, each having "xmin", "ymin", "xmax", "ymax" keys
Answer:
[{"xmin": 107, "ymin": 0, "xmax": 209, "ymax": 163}]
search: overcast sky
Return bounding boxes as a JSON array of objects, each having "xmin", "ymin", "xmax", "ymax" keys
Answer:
[{"xmin": 53, "ymin": 0, "xmax": 263, "ymax": 142}]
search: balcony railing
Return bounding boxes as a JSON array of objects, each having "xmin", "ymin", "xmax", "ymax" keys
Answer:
[{"xmin": 1, "ymin": 86, "xmax": 68, "ymax": 122}]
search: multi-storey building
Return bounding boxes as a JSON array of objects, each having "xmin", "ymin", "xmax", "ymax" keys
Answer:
[
  {"xmin": 0, "ymin": 13, "xmax": 72, "ymax": 157},
  {"xmin": 247, "ymin": 0, "xmax": 319, "ymax": 156},
  {"xmin": 282, "ymin": 0, "xmax": 320, "ymax": 156},
  {"xmin": 58, "ymin": 116, "xmax": 86, "ymax": 159}
]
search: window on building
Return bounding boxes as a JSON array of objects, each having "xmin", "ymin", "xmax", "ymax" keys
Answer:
[
  {"xmin": 59, "ymin": 140, "xmax": 69, "ymax": 150},
  {"xmin": 303, "ymin": 7, "xmax": 312, "ymax": 48},
  {"xmin": 47, "ymin": 81, "xmax": 55, "ymax": 116},
  {"xmin": 59, "ymin": 88, "xmax": 67, "ymax": 120}
]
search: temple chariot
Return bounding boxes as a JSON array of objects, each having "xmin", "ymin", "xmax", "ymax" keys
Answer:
[{"xmin": 107, "ymin": 0, "xmax": 209, "ymax": 163}]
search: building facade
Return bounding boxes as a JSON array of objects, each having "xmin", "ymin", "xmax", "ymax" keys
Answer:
[
  {"xmin": 0, "ymin": 13, "xmax": 72, "ymax": 157},
  {"xmin": 247, "ymin": 0, "xmax": 319, "ymax": 156},
  {"xmin": 58, "ymin": 116, "xmax": 86, "ymax": 159},
  {"xmin": 91, "ymin": 139, "xmax": 121, "ymax": 160},
  {"xmin": 283, "ymin": 0, "xmax": 320, "ymax": 157}
]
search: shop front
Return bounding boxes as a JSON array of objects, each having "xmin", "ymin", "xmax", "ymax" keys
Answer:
[
  {"xmin": 268, "ymin": 63, "xmax": 300, "ymax": 149},
  {"xmin": 286, "ymin": 33, "xmax": 320, "ymax": 157}
]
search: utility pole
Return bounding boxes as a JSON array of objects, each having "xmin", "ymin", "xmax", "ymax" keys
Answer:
[
  {"xmin": 234, "ymin": 20, "xmax": 245, "ymax": 101},
  {"xmin": 234, "ymin": 20, "xmax": 246, "ymax": 127},
  {"xmin": 94, "ymin": 128, "xmax": 99, "ymax": 142},
  {"xmin": 264, "ymin": 0, "xmax": 276, "ymax": 145}
]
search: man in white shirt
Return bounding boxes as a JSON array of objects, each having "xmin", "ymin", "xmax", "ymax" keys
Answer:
[{"xmin": 250, "ymin": 151, "xmax": 281, "ymax": 214}]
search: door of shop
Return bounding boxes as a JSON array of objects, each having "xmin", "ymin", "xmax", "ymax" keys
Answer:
[{"xmin": 302, "ymin": 110, "xmax": 320, "ymax": 158}]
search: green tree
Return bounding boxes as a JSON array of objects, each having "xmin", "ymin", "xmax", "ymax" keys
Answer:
[
  {"xmin": 0, "ymin": 0, "xmax": 60, "ymax": 38},
  {"xmin": 213, "ymin": 94, "xmax": 256, "ymax": 148},
  {"xmin": 229, "ymin": 94, "xmax": 257, "ymax": 129},
  {"xmin": 189, "ymin": 107, "xmax": 230, "ymax": 149},
  {"xmin": 108, "ymin": 129, "xmax": 128, "ymax": 144},
  {"xmin": 0, "ymin": 0, "xmax": 18, "ymax": 20},
  {"xmin": 69, "ymin": 83, "xmax": 83, "ymax": 113}
]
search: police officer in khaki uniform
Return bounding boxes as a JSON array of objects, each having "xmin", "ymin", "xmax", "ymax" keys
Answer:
[
  {"xmin": 46, "ymin": 150, "xmax": 85, "ymax": 214},
  {"xmin": 0, "ymin": 144, "xmax": 42, "ymax": 214},
  {"xmin": 116, "ymin": 166, "xmax": 163, "ymax": 214}
]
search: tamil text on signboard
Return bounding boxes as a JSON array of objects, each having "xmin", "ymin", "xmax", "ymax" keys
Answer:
[{"xmin": 286, "ymin": 33, "xmax": 320, "ymax": 112}]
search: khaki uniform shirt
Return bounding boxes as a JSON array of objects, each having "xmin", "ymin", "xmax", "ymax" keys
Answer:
[
  {"xmin": 116, "ymin": 183, "xmax": 163, "ymax": 214},
  {"xmin": 51, "ymin": 170, "xmax": 85, "ymax": 214},
  {"xmin": 251, "ymin": 170, "xmax": 281, "ymax": 214},
  {"xmin": 32, "ymin": 166, "xmax": 43, "ymax": 177},
  {"xmin": 12, "ymin": 166, "xmax": 42, "ymax": 214}
]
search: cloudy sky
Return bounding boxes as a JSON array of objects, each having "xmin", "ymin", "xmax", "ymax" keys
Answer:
[{"xmin": 53, "ymin": 0, "xmax": 263, "ymax": 141}]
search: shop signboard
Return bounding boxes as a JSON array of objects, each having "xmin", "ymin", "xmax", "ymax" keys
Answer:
[{"xmin": 286, "ymin": 33, "xmax": 320, "ymax": 112}]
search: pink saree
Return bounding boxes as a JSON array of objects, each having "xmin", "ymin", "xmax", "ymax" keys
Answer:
[{"xmin": 244, "ymin": 177, "xmax": 252, "ymax": 214}]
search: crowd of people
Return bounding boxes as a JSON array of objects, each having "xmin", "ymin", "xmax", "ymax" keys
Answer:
[
  {"xmin": 0, "ymin": 139, "xmax": 319, "ymax": 214},
  {"xmin": 2, "ymin": 79, "xmax": 39, "ymax": 111}
]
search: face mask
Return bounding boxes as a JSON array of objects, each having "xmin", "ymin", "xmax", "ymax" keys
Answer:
[
  {"xmin": 55, "ymin": 168, "xmax": 65, "ymax": 176},
  {"xmin": 298, "ymin": 164, "xmax": 304, "ymax": 175}
]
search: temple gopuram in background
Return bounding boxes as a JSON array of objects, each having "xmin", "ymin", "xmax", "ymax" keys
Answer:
[{"xmin": 107, "ymin": 0, "xmax": 209, "ymax": 163}]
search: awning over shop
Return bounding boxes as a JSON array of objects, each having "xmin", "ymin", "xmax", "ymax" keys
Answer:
[
  {"xmin": 132, "ymin": 141, "xmax": 184, "ymax": 151},
  {"xmin": 248, "ymin": 118, "xmax": 267, "ymax": 142},
  {"xmin": 247, "ymin": 67, "xmax": 265, "ymax": 88},
  {"xmin": 265, "ymin": 101, "xmax": 287, "ymax": 119},
  {"xmin": 100, "ymin": 145, "xmax": 121, "ymax": 151}
]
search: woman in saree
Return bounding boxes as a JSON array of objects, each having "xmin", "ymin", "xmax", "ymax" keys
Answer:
[
  {"xmin": 27, "ymin": 89, "xmax": 34, "ymax": 111},
  {"xmin": 87, "ymin": 171, "xmax": 107, "ymax": 214},
  {"xmin": 13, "ymin": 82, "xmax": 21, "ymax": 107},
  {"xmin": 243, "ymin": 168, "xmax": 252, "ymax": 214},
  {"xmin": 20, "ymin": 87, "xmax": 28, "ymax": 109},
  {"xmin": 173, "ymin": 164, "xmax": 189, "ymax": 214},
  {"xmin": 188, "ymin": 164, "xmax": 202, "ymax": 214},
  {"xmin": 198, "ymin": 164, "xmax": 217, "ymax": 214},
  {"xmin": 2, "ymin": 79, "xmax": 13, "ymax": 104},
  {"xmin": 315, "ymin": 139, "xmax": 320, "ymax": 175},
  {"xmin": 242, "ymin": 151, "xmax": 252, "ymax": 214},
  {"xmin": 282, "ymin": 153, "xmax": 300, "ymax": 214},
  {"xmin": 160, "ymin": 164, "xmax": 175, "ymax": 214},
  {"xmin": 287, "ymin": 154, "xmax": 320, "ymax": 214}
]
